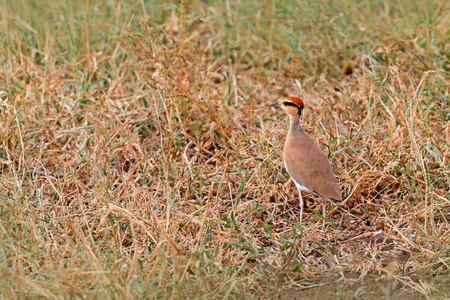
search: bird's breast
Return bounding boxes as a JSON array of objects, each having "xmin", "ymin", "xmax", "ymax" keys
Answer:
[{"xmin": 284, "ymin": 162, "xmax": 311, "ymax": 193}]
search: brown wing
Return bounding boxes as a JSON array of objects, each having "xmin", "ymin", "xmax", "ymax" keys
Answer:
[{"xmin": 283, "ymin": 132, "xmax": 342, "ymax": 201}]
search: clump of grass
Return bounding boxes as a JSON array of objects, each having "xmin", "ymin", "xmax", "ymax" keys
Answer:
[{"xmin": 0, "ymin": 0, "xmax": 449, "ymax": 298}]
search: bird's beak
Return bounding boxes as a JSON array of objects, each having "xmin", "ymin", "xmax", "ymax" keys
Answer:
[{"xmin": 269, "ymin": 101, "xmax": 279, "ymax": 107}]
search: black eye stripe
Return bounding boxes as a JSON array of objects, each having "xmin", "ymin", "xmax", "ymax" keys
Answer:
[
  {"xmin": 282, "ymin": 101, "xmax": 303, "ymax": 115},
  {"xmin": 283, "ymin": 101, "xmax": 302, "ymax": 109}
]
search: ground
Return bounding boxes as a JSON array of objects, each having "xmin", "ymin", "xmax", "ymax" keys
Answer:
[{"xmin": 0, "ymin": 0, "xmax": 449, "ymax": 298}]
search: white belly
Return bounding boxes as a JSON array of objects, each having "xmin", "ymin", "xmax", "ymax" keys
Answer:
[{"xmin": 284, "ymin": 163, "xmax": 311, "ymax": 192}]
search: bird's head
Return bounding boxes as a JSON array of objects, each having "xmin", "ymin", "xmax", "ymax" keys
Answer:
[{"xmin": 270, "ymin": 96, "xmax": 304, "ymax": 116}]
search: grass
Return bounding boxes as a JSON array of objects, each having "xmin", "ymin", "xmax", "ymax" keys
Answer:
[{"xmin": 1, "ymin": 0, "xmax": 449, "ymax": 298}]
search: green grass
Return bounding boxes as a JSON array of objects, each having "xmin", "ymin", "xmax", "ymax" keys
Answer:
[{"xmin": 1, "ymin": 0, "xmax": 449, "ymax": 298}]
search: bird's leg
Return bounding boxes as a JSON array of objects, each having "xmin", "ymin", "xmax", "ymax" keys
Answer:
[
  {"xmin": 322, "ymin": 196, "xmax": 327, "ymax": 226},
  {"xmin": 298, "ymin": 191, "xmax": 303, "ymax": 223}
]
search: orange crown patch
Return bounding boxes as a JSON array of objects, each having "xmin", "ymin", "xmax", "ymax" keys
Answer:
[{"xmin": 283, "ymin": 96, "xmax": 304, "ymax": 108}]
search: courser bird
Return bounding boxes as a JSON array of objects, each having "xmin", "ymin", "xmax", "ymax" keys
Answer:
[{"xmin": 271, "ymin": 96, "xmax": 342, "ymax": 223}]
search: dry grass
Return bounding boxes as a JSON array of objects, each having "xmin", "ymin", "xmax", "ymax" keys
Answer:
[{"xmin": 1, "ymin": 0, "xmax": 449, "ymax": 298}]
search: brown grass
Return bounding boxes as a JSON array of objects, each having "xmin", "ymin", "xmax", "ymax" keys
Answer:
[{"xmin": 1, "ymin": 0, "xmax": 449, "ymax": 298}]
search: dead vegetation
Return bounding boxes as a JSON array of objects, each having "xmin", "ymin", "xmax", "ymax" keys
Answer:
[{"xmin": 0, "ymin": 0, "xmax": 449, "ymax": 298}]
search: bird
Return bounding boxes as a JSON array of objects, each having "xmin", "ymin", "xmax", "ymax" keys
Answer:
[{"xmin": 270, "ymin": 96, "xmax": 342, "ymax": 223}]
